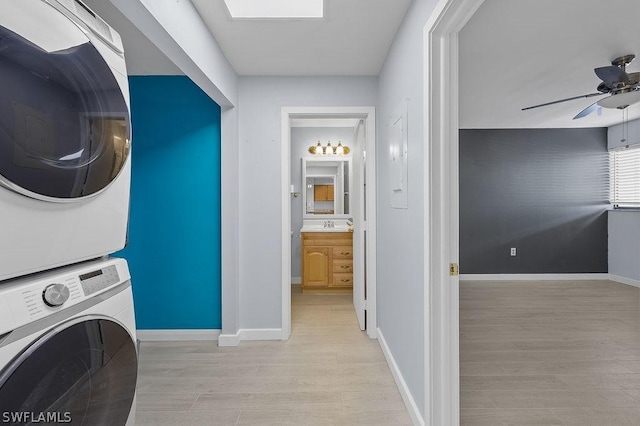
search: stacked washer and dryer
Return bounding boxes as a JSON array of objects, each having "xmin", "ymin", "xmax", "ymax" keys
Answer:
[{"xmin": 0, "ymin": 0, "xmax": 137, "ymax": 424}]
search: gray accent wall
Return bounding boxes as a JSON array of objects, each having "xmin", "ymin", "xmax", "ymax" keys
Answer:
[{"xmin": 460, "ymin": 128, "xmax": 609, "ymax": 274}]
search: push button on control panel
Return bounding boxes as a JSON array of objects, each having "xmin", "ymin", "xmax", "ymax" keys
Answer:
[{"xmin": 42, "ymin": 283, "xmax": 70, "ymax": 307}]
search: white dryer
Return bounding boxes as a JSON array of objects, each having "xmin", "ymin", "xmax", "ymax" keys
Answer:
[
  {"xmin": 0, "ymin": 0, "xmax": 131, "ymax": 281},
  {"xmin": 0, "ymin": 257, "xmax": 137, "ymax": 425}
]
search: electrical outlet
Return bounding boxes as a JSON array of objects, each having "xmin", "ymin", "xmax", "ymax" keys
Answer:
[{"xmin": 510, "ymin": 248, "xmax": 517, "ymax": 256}]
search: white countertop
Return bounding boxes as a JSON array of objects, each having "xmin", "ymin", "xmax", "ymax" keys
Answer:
[
  {"xmin": 300, "ymin": 219, "xmax": 353, "ymax": 233},
  {"xmin": 300, "ymin": 226, "xmax": 352, "ymax": 233}
]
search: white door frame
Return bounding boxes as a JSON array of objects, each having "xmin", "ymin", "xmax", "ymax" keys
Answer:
[
  {"xmin": 424, "ymin": 0, "xmax": 484, "ymax": 425},
  {"xmin": 281, "ymin": 106, "xmax": 377, "ymax": 339}
]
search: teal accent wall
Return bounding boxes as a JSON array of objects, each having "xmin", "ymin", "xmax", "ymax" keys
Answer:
[{"xmin": 118, "ymin": 76, "xmax": 221, "ymax": 329}]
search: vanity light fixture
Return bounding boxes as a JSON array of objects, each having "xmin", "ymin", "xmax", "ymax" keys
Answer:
[{"xmin": 308, "ymin": 140, "xmax": 350, "ymax": 156}]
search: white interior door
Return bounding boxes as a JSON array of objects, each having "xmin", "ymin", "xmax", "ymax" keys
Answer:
[{"xmin": 352, "ymin": 120, "xmax": 366, "ymax": 330}]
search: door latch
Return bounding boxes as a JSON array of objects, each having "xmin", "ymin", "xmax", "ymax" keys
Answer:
[{"xmin": 449, "ymin": 263, "xmax": 459, "ymax": 276}]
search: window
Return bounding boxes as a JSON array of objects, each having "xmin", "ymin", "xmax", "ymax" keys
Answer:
[{"xmin": 610, "ymin": 145, "xmax": 640, "ymax": 207}]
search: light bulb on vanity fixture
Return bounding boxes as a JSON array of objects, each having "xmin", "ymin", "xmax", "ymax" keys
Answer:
[{"xmin": 325, "ymin": 141, "xmax": 333, "ymax": 155}]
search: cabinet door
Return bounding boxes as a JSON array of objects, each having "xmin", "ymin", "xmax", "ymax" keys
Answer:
[
  {"xmin": 314, "ymin": 185, "xmax": 328, "ymax": 201},
  {"xmin": 303, "ymin": 247, "xmax": 330, "ymax": 287},
  {"xmin": 327, "ymin": 185, "xmax": 334, "ymax": 201}
]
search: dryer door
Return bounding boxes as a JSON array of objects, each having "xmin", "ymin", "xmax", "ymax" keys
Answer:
[
  {"xmin": 0, "ymin": 317, "xmax": 137, "ymax": 424},
  {"xmin": 0, "ymin": 0, "xmax": 130, "ymax": 201}
]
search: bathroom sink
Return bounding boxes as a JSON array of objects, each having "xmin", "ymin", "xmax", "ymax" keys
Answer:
[
  {"xmin": 300, "ymin": 220, "xmax": 352, "ymax": 233},
  {"xmin": 300, "ymin": 225, "xmax": 351, "ymax": 233}
]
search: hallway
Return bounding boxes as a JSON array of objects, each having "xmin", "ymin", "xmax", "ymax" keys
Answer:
[{"xmin": 135, "ymin": 287, "xmax": 411, "ymax": 425}]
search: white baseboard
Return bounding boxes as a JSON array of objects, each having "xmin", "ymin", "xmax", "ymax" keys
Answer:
[
  {"xmin": 460, "ymin": 273, "xmax": 610, "ymax": 281},
  {"xmin": 608, "ymin": 274, "xmax": 640, "ymax": 288},
  {"xmin": 218, "ymin": 331, "xmax": 241, "ymax": 346},
  {"xmin": 377, "ymin": 328, "xmax": 424, "ymax": 426},
  {"xmin": 241, "ymin": 328, "xmax": 286, "ymax": 340},
  {"xmin": 136, "ymin": 329, "xmax": 221, "ymax": 341},
  {"xmin": 291, "ymin": 277, "xmax": 301, "ymax": 285},
  {"xmin": 218, "ymin": 328, "xmax": 286, "ymax": 347}
]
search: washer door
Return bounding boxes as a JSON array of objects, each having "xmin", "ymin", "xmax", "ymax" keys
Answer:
[
  {"xmin": 0, "ymin": 0, "xmax": 130, "ymax": 201},
  {"xmin": 0, "ymin": 317, "xmax": 137, "ymax": 425}
]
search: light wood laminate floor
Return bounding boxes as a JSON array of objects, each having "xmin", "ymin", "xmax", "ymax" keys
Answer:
[
  {"xmin": 460, "ymin": 280, "xmax": 640, "ymax": 426},
  {"xmin": 135, "ymin": 286, "xmax": 411, "ymax": 425}
]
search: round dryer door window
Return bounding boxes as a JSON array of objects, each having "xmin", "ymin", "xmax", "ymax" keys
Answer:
[
  {"xmin": 0, "ymin": 0, "xmax": 130, "ymax": 201},
  {"xmin": 0, "ymin": 317, "xmax": 138, "ymax": 424}
]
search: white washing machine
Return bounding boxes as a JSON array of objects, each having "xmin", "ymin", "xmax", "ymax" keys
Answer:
[
  {"xmin": 0, "ymin": 0, "xmax": 132, "ymax": 282},
  {"xmin": 0, "ymin": 257, "xmax": 137, "ymax": 425}
]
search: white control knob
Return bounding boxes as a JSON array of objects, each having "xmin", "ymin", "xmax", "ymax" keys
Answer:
[{"xmin": 43, "ymin": 283, "xmax": 70, "ymax": 307}]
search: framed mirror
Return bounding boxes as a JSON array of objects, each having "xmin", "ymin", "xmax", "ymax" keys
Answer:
[{"xmin": 302, "ymin": 158, "xmax": 352, "ymax": 218}]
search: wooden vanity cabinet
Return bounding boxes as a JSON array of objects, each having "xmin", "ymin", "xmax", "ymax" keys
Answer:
[{"xmin": 302, "ymin": 232, "xmax": 353, "ymax": 293}]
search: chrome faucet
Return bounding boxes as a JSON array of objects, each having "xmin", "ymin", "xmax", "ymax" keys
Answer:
[{"xmin": 323, "ymin": 220, "xmax": 335, "ymax": 228}]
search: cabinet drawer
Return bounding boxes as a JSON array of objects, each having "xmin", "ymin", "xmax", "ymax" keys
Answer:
[
  {"xmin": 302, "ymin": 232, "xmax": 352, "ymax": 246},
  {"xmin": 333, "ymin": 247, "xmax": 353, "ymax": 258},
  {"xmin": 333, "ymin": 259, "xmax": 353, "ymax": 273},
  {"xmin": 332, "ymin": 273, "xmax": 353, "ymax": 287}
]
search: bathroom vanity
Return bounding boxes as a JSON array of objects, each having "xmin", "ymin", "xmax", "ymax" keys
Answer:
[
  {"xmin": 300, "ymin": 157, "xmax": 354, "ymax": 293},
  {"xmin": 301, "ymin": 229, "xmax": 353, "ymax": 293}
]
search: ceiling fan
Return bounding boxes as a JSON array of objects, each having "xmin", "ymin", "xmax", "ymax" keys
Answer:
[{"xmin": 522, "ymin": 54, "xmax": 640, "ymax": 119}]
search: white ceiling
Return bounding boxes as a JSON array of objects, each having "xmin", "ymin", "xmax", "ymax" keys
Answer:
[
  {"xmin": 82, "ymin": 0, "xmax": 640, "ymax": 129},
  {"xmin": 190, "ymin": 0, "xmax": 412, "ymax": 76},
  {"xmin": 460, "ymin": 0, "xmax": 640, "ymax": 129},
  {"xmin": 82, "ymin": 0, "xmax": 183, "ymax": 75}
]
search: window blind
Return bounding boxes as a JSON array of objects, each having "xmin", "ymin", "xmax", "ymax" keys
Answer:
[{"xmin": 610, "ymin": 145, "xmax": 640, "ymax": 207}]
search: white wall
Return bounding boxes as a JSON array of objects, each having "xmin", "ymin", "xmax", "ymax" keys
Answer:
[
  {"xmin": 290, "ymin": 127, "xmax": 354, "ymax": 280},
  {"xmin": 608, "ymin": 118, "xmax": 640, "ymax": 150},
  {"xmin": 237, "ymin": 77, "xmax": 377, "ymax": 329},
  {"xmin": 376, "ymin": 0, "xmax": 441, "ymax": 419},
  {"xmin": 608, "ymin": 118, "xmax": 640, "ymax": 286},
  {"xmin": 609, "ymin": 211, "xmax": 640, "ymax": 284}
]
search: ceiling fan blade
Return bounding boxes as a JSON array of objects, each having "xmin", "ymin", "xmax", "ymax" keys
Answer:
[
  {"xmin": 627, "ymin": 72, "xmax": 640, "ymax": 86},
  {"xmin": 594, "ymin": 66, "xmax": 629, "ymax": 85},
  {"xmin": 522, "ymin": 92, "xmax": 604, "ymax": 111},
  {"xmin": 573, "ymin": 101, "xmax": 601, "ymax": 119}
]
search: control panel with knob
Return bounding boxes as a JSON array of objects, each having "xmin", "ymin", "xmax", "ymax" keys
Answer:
[{"xmin": 42, "ymin": 283, "xmax": 70, "ymax": 307}]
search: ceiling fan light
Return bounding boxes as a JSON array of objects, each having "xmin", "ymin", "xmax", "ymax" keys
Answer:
[{"xmin": 597, "ymin": 90, "xmax": 640, "ymax": 109}]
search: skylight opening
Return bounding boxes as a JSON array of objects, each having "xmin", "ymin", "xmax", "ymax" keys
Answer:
[{"xmin": 223, "ymin": 0, "xmax": 324, "ymax": 19}]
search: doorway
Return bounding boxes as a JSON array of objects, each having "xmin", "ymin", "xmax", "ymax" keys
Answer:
[
  {"xmin": 280, "ymin": 107, "xmax": 377, "ymax": 339},
  {"xmin": 424, "ymin": 0, "xmax": 485, "ymax": 424}
]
